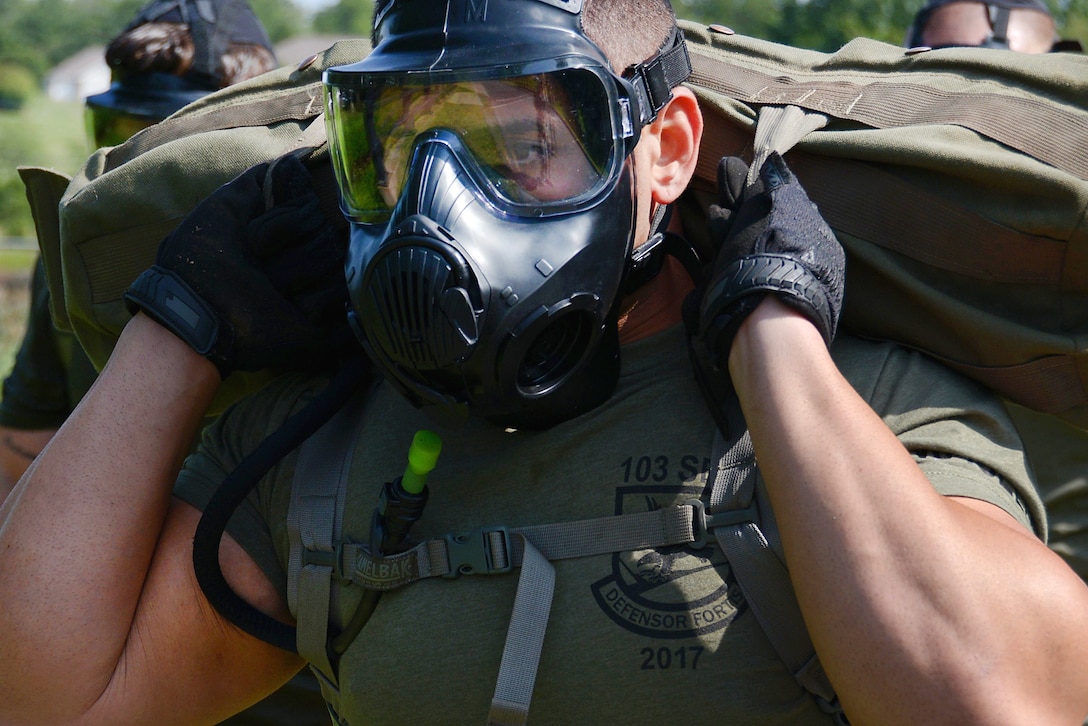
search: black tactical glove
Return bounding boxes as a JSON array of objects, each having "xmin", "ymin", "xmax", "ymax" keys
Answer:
[
  {"xmin": 698, "ymin": 152, "xmax": 845, "ymax": 366},
  {"xmin": 124, "ymin": 154, "xmax": 352, "ymax": 378}
]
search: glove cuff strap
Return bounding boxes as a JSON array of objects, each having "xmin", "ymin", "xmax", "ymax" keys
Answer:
[
  {"xmin": 700, "ymin": 253, "xmax": 837, "ymax": 349},
  {"xmin": 124, "ymin": 266, "xmax": 230, "ymax": 375}
]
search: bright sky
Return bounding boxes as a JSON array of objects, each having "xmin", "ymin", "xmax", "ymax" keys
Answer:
[{"xmin": 294, "ymin": 0, "xmax": 339, "ymax": 12}]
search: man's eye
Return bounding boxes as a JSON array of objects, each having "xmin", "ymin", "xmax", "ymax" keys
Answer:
[{"xmin": 506, "ymin": 139, "xmax": 549, "ymax": 168}]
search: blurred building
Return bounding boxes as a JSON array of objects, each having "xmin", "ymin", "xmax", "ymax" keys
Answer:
[{"xmin": 43, "ymin": 45, "xmax": 109, "ymax": 102}]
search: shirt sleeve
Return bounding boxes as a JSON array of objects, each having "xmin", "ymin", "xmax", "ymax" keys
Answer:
[
  {"xmin": 173, "ymin": 373, "xmax": 328, "ymax": 603},
  {"xmin": 832, "ymin": 334, "xmax": 1046, "ymax": 539}
]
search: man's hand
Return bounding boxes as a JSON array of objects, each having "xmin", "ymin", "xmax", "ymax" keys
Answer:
[
  {"xmin": 698, "ymin": 152, "xmax": 845, "ymax": 368},
  {"xmin": 124, "ymin": 154, "xmax": 352, "ymax": 378}
]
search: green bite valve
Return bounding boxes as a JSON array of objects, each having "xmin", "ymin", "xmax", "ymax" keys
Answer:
[
  {"xmin": 402, "ymin": 429, "xmax": 442, "ymax": 494},
  {"xmin": 335, "ymin": 430, "xmax": 444, "ymax": 658},
  {"xmin": 372, "ymin": 429, "xmax": 442, "ymax": 555}
]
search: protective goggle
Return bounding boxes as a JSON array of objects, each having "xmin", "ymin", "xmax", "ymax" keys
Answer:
[
  {"xmin": 324, "ymin": 63, "xmax": 639, "ymax": 224},
  {"xmin": 84, "ymin": 73, "xmax": 212, "ymax": 148},
  {"xmin": 84, "ymin": 104, "xmax": 160, "ymax": 148}
]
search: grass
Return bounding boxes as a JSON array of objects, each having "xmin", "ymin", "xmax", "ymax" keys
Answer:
[
  {"xmin": 0, "ymin": 94, "xmax": 89, "ymax": 238},
  {"xmin": 0, "ymin": 93, "xmax": 89, "ymax": 388},
  {"xmin": 0, "ymin": 94, "xmax": 89, "ymax": 174},
  {"xmin": 0, "ymin": 247, "xmax": 37, "ymax": 273}
]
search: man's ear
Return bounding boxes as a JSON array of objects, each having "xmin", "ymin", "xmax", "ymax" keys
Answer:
[{"xmin": 645, "ymin": 86, "xmax": 703, "ymax": 206}]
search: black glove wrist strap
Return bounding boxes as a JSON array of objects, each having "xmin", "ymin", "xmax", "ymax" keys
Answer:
[
  {"xmin": 700, "ymin": 253, "xmax": 837, "ymax": 354},
  {"xmin": 124, "ymin": 266, "xmax": 231, "ymax": 376}
]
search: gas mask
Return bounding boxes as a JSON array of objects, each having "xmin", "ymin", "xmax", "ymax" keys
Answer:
[{"xmin": 324, "ymin": 0, "xmax": 690, "ymax": 429}]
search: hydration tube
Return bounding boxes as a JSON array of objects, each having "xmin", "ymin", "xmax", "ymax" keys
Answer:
[{"xmin": 192, "ymin": 354, "xmax": 371, "ymax": 652}]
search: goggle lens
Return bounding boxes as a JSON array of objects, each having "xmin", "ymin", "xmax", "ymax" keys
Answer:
[
  {"xmin": 327, "ymin": 69, "xmax": 619, "ymax": 223},
  {"xmin": 85, "ymin": 104, "xmax": 157, "ymax": 148}
]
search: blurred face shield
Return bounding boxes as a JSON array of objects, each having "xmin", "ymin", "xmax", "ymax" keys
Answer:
[
  {"xmin": 84, "ymin": 103, "xmax": 159, "ymax": 148},
  {"xmin": 84, "ymin": 72, "xmax": 210, "ymax": 148}
]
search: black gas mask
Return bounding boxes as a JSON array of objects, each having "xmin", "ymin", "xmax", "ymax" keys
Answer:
[{"xmin": 324, "ymin": 0, "xmax": 690, "ymax": 429}]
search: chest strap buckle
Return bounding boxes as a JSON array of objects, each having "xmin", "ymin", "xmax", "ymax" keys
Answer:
[
  {"xmin": 443, "ymin": 526, "xmax": 514, "ymax": 578},
  {"xmin": 686, "ymin": 498, "xmax": 758, "ymax": 549}
]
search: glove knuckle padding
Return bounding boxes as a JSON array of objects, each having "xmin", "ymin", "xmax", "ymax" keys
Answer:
[
  {"xmin": 124, "ymin": 153, "xmax": 352, "ymax": 377},
  {"xmin": 696, "ymin": 152, "xmax": 845, "ymax": 364}
]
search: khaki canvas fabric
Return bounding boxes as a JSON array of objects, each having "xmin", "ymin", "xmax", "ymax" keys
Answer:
[
  {"xmin": 679, "ymin": 22, "xmax": 1088, "ymax": 430},
  {"xmin": 34, "ymin": 39, "xmax": 362, "ymax": 414},
  {"xmin": 35, "ymin": 25, "xmax": 1088, "ymax": 426}
]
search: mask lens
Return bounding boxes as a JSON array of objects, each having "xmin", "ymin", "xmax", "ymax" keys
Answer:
[
  {"xmin": 85, "ymin": 104, "xmax": 156, "ymax": 148},
  {"xmin": 326, "ymin": 68, "xmax": 617, "ymax": 222}
]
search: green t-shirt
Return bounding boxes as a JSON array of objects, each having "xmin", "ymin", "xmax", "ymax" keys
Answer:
[
  {"xmin": 176, "ymin": 326, "xmax": 1041, "ymax": 725},
  {"xmin": 1005, "ymin": 402, "xmax": 1088, "ymax": 582}
]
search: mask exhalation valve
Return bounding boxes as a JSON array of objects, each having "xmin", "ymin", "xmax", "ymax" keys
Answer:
[{"xmin": 359, "ymin": 216, "xmax": 482, "ymax": 371}]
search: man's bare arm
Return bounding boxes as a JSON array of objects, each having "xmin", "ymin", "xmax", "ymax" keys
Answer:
[
  {"xmin": 0, "ymin": 426, "xmax": 55, "ymax": 501},
  {"xmin": 0, "ymin": 314, "xmax": 301, "ymax": 724},
  {"xmin": 730, "ymin": 297, "xmax": 1088, "ymax": 725}
]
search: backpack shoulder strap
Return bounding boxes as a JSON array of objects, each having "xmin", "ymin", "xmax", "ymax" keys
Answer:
[
  {"xmin": 687, "ymin": 319, "xmax": 845, "ymax": 721},
  {"xmin": 286, "ymin": 388, "xmax": 369, "ymax": 691},
  {"xmin": 706, "ymin": 417, "xmax": 843, "ymax": 719},
  {"xmin": 287, "ymin": 343, "xmax": 841, "ymax": 723},
  {"xmin": 686, "ymin": 97, "xmax": 846, "ymax": 721}
]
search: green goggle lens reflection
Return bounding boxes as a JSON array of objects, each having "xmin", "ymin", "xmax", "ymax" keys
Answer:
[
  {"xmin": 327, "ymin": 70, "xmax": 617, "ymax": 223},
  {"xmin": 85, "ymin": 105, "xmax": 157, "ymax": 148}
]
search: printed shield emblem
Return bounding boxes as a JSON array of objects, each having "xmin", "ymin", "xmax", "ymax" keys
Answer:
[{"xmin": 591, "ymin": 485, "xmax": 746, "ymax": 639}]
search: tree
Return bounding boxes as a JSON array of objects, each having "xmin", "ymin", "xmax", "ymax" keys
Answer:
[
  {"xmin": 788, "ymin": 0, "xmax": 918, "ymax": 49},
  {"xmin": 675, "ymin": 0, "xmax": 792, "ymax": 42},
  {"xmin": 0, "ymin": 0, "xmax": 145, "ymax": 81},
  {"xmin": 1054, "ymin": 0, "xmax": 1088, "ymax": 45},
  {"xmin": 0, "ymin": 63, "xmax": 37, "ymax": 110},
  {"xmin": 248, "ymin": 0, "xmax": 309, "ymax": 42},
  {"xmin": 675, "ymin": 0, "xmax": 920, "ymax": 50},
  {"xmin": 312, "ymin": 0, "xmax": 374, "ymax": 37}
]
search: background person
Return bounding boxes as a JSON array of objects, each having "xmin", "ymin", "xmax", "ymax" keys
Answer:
[
  {"xmin": 0, "ymin": 1, "xmax": 330, "ymax": 724},
  {"xmin": 905, "ymin": 0, "xmax": 1081, "ymax": 52},
  {"xmin": 0, "ymin": 0, "xmax": 277, "ymax": 499},
  {"xmin": 1, "ymin": 0, "xmax": 1087, "ymax": 723}
]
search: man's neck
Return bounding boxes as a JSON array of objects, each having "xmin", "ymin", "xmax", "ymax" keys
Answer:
[{"xmin": 616, "ymin": 254, "xmax": 694, "ymax": 345}]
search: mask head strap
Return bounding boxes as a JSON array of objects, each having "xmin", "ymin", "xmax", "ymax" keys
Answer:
[{"xmin": 623, "ymin": 24, "xmax": 692, "ymax": 125}]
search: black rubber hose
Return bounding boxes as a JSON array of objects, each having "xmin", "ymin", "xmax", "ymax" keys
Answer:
[{"xmin": 192, "ymin": 354, "xmax": 371, "ymax": 652}]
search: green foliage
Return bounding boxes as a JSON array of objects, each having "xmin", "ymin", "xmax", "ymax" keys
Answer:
[
  {"xmin": 675, "ymin": 0, "xmax": 920, "ymax": 50},
  {"xmin": 247, "ymin": 0, "xmax": 309, "ymax": 42},
  {"xmin": 788, "ymin": 0, "xmax": 918, "ymax": 49},
  {"xmin": 675, "ymin": 0, "xmax": 788, "ymax": 41},
  {"xmin": 1054, "ymin": 0, "xmax": 1088, "ymax": 44},
  {"xmin": 674, "ymin": 0, "xmax": 1084, "ymax": 51},
  {"xmin": 313, "ymin": 0, "xmax": 375, "ymax": 37},
  {"xmin": 0, "ymin": 0, "xmax": 146, "ymax": 81},
  {"xmin": 0, "ymin": 63, "xmax": 38, "ymax": 110},
  {"xmin": 0, "ymin": 96, "xmax": 88, "ymax": 237}
]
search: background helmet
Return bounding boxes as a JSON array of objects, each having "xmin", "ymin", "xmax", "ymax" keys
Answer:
[
  {"xmin": 85, "ymin": 0, "xmax": 275, "ymax": 147},
  {"xmin": 905, "ymin": 0, "xmax": 1059, "ymax": 50}
]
